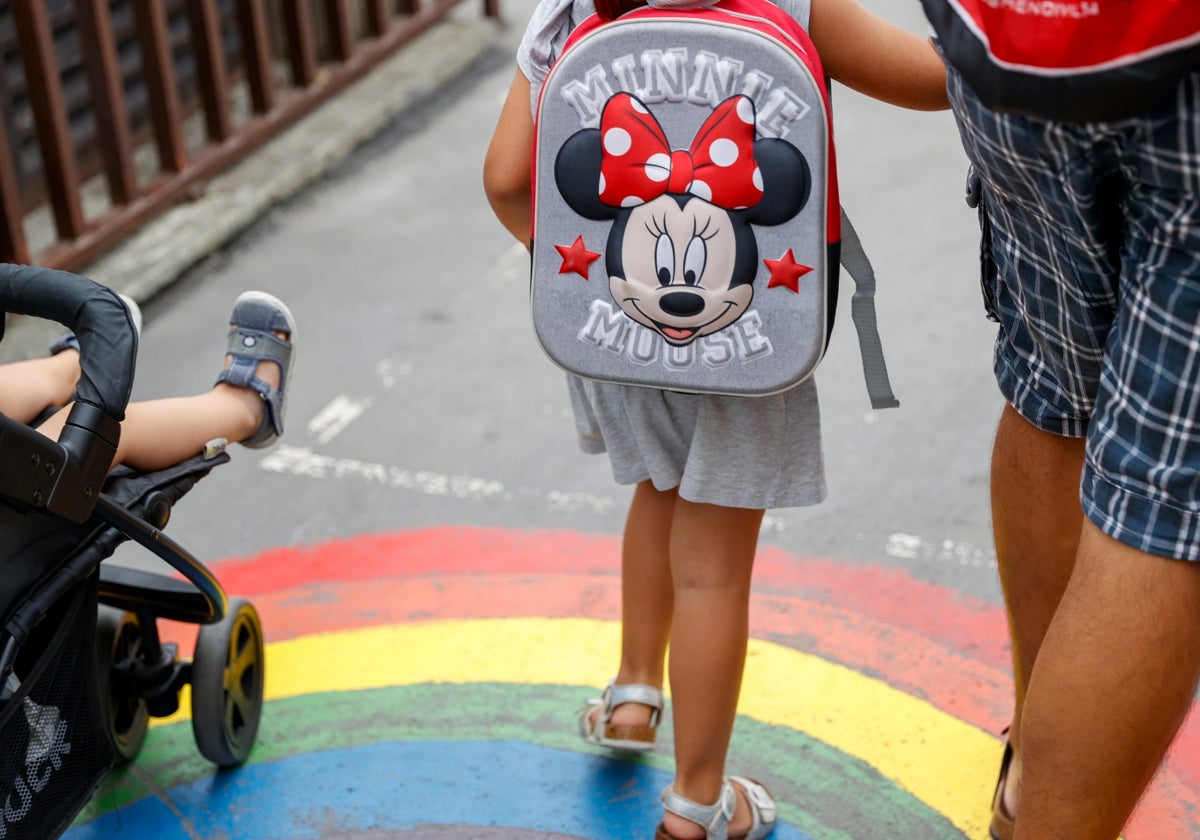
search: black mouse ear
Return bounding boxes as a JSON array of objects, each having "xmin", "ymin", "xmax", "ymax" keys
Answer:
[
  {"xmin": 555, "ymin": 129, "xmax": 619, "ymax": 221},
  {"xmin": 744, "ymin": 138, "xmax": 810, "ymax": 226}
]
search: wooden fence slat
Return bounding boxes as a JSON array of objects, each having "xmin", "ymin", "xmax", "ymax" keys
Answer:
[
  {"xmin": 365, "ymin": 0, "xmax": 389, "ymax": 37},
  {"xmin": 282, "ymin": 0, "xmax": 317, "ymax": 87},
  {"xmin": 236, "ymin": 0, "xmax": 275, "ymax": 113},
  {"xmin": 189, "ymin": 0, "xmax": 233, "ymax": 142},
  {"xmin": 133, "ymin": 0, "xmax": 188, "ymax": 172},
  {"xmin": 0, "ymin": 115, "xmax": 30, "ymax": 264},
  {"xmin": 324, "ymin": 0, "xmax": 353, "ymax": 63},
  {"xmin": 12, "ymin": 0, "xmax": 86, "ymax": 239},
  {"xmin": 75, "ymin": 0, "xmax": 138, "ymax": 206}
]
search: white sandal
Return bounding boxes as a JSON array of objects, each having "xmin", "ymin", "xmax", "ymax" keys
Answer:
[
  {"xmin": 577, "ymin": 680, "xmax": 663, "ymax": 751},
  {"xmin": 655, "ymin": 777, "xmax": 777, "ymax": 840}
]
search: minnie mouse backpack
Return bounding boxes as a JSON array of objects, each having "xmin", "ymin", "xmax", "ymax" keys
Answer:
[{"xmin": 530, "ymin": 0, "xmax": 899, "ymax": 405}]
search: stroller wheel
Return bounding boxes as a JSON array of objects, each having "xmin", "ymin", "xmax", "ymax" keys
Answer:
[
  {"xmin": 96, "ymin": 606, "xmax": 150, "ymax": 765},
  {"xmin": 191, "ymin": 598, "xmax": 264, "ymax": 767}
]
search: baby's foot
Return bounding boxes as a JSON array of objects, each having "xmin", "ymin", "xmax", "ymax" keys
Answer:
[{"xmin": 212, "ymin": 291, "xmax": 296, "ymax": 449}]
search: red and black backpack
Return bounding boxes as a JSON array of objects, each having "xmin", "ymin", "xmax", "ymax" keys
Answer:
[{"xmin": 921, "ymin": 0, "xmax": 1200, "ymax": 123}]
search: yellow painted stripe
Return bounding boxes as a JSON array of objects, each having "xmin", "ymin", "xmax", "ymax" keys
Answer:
[{"xmin": 171, "ymin": 617, "xmax": 997, "ymax": 838}]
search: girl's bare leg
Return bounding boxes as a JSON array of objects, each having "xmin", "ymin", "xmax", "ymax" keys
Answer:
[
  {"xmin": 592, "ymin": 480, "xmax": 676, "ymax": 731},
  {"xmin": 662, "ymin": 497, "xmax": 764, "ymax": 839},
  {"xmin": 0, "ymin": 351, "xmax": 81, "ymax": 425}
]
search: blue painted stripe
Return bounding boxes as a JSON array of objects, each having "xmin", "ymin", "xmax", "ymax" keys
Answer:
[{"xmin": 68, "ymin": 740, "xmax": 815, "ymax": 839}]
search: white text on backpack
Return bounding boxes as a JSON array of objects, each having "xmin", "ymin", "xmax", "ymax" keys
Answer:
[{"xmin": 560, "ymin": 47, "xmax": 813, "ymax": 138}]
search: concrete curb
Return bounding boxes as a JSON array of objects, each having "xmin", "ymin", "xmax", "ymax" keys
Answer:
[{"xmin": 1, "ymin": 14, "xmax": 500, "ymax": 360}]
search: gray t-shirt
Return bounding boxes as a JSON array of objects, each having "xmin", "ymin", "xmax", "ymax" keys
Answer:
[
  {"xmin": 519, "ymin": 0, "xmax": 811, "ymax": 113},
  {"xmin": 519, "ymin": 0, "xmax": 826, "ymax": 510}
]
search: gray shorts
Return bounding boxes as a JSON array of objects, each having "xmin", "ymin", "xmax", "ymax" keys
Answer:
[
  {"xmin": 948, "ymin": 64, "xmax": 1200, "ymax": 560},
  {"xmin": 567, "ymin": 374, "xmax": 826, "ymax": 510}
]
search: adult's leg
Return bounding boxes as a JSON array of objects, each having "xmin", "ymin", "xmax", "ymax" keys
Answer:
[
  {"xmin": 662, "ymin": 497, "xmax": 764, "ymax": 839},
  {"xmin": 1015, "ymin": 522, "xmax": 1200, "ymax": 839},
  {"xmin": 601, "ymin": 480, "xmax": 676, "ymax": 729},
  {"xmin": 990, "ymin": 403, "xmax": 1086, "ymax": 811}
]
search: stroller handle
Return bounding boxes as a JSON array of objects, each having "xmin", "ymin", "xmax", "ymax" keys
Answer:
[
  {"xmin": 0, "ymin": 263, "xmax": 137, "ymax": 420},
  {"xmin": 0, "ymin": 263, "xmax": 137, "ymax": 522}
]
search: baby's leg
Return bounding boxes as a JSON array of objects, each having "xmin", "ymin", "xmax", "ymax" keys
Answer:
[
  {"xmin": 36, "ymin": 293, "xmax": 293, "ymax": 472},
  {"xmin": 0, "ymin": 351, "xmax": 80, "ymax": 425}
]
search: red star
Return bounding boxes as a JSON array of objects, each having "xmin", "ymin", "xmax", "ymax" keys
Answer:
[
  {"xmin": 764, "ymin": 249, "xmax": 812, "ymax": 293},
  {"xmin": 555, "ymin": 235, "xmax": 601, "ymax": 279}
]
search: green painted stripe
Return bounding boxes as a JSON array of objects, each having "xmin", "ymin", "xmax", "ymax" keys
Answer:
[{"xmin": 80, "ymin": 683, "xmax": 963, "ymax": 839}]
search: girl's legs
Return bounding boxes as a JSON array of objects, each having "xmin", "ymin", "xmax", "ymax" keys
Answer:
[
  {"xmin": 0, "ymin": 351, "xmax": 81, "ymax": 425},
  {"xmin": 662, "ymin": 497, "xmax": 765, "ymax": 839},
  {"xmin": 587, "ymin": 480, "xmax": 676, "ymax": 730},
  {"xmin": 34, "ymin": 315, "xmax": 290, "ymax": 472}
]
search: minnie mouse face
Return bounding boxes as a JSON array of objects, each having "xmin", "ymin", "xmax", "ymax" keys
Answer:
[
  {"xmin": 554, "ymin": 93, "xmax": 810, "ymax": 347},
  {"xmin": 612, "ymin": 195, "xmax": 747, "ymax": 345}
]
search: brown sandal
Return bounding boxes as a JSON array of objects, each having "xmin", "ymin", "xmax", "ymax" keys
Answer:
[{"xmin": 990, "ymin": 729, "xmax": 1015, "ymax": 840}]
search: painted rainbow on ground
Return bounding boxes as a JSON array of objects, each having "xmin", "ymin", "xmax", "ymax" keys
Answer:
[{"xmin": 68, "ymin": 527, "xmax": 1200, "ymax": 838}]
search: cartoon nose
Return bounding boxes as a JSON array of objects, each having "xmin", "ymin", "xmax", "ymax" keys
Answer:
[{"xmin": 660, "ymin": 291, "xmax": 705, "ymax": 317}]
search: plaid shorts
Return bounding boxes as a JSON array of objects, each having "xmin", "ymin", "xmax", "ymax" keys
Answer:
[{"xmin": 947, "ymin": 65, "xmax": 1200, "ymax": 561}]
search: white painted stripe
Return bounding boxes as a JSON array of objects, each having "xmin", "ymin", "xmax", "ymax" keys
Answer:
[
  {"xmin": 374, "ymin": 358, "xmax": 412, "ymax": 388},
  {"xmin": 261, "ymin": 443, "xmax": 792, "ymax": 533},
  {"xmin": 886, "ymin": 532, "xmax": 997, "ymax": 569},
  {"xmin": 260, "ymin": 444, "xmax": 505, "ymax": 501},
  {"xmin": 307, "ymin": 395, "xmax": 372, "ymax": 444}
]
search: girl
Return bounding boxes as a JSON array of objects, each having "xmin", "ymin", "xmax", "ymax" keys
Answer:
[{"xmin": 484, "ymin": 2, "xmax": 947, "ymax": 837}]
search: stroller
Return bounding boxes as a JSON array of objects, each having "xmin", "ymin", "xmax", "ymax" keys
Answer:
[{"xmin": 0, "ymin": 264, "xmax": 266, "ymax": 839}]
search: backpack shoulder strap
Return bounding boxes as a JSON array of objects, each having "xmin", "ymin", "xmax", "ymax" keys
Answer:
[{"xmin": 840, "ymin": 208, "xmax": 899, "ymax": 410}]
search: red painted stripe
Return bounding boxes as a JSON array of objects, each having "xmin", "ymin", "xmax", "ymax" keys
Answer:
[{"xmin": 210, "ymin": 527, "xmax": 1010, "ymax": 670}]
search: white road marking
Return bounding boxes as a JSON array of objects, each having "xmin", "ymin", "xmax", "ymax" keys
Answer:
[
  {"xmin": 374, "ymin": 358, "xmax": 412, "ymax": 388},
  {"xmin": 307, "ymin": 395, "xmax": 373, "ymax": 444},
  {"xmin": 261, "ymin": 445, "xmax": 505, "ymax": 501},
  {"xmin": 261, "ymin": 443, "xmax": 792, "ymax": 537},
  {"xmin": 497, "ymin": 242, "xmax": 531, "ymax": 284},
  {"xmin": 886, "ymin": 532, "xmax": 997, "ymax": 569}
]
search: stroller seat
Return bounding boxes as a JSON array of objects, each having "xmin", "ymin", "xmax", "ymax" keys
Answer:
[{"xmin": 0, "ymin": 264, "xmax": 266, "ymax": 840}]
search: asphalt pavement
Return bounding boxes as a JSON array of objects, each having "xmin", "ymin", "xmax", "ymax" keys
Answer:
[{"xmin": 7, "ymin": 0, "xmax": 1200, "ymax": 837}]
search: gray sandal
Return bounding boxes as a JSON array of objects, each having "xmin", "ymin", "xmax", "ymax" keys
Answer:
[
  {"xmin": 213, "ymin": 291, "xmax": 296, "ymax": 449},
  {"xmin": 656, "ymin": 777, "xmax": 777, "ymax": 840},
  {"xmin": 578, "ymin": 680, "xmax": 663, "ymax": 751}
]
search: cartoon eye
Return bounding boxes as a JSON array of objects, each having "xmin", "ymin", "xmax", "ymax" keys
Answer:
[
  {"xmin": 655, "ymin": 233, "xmax": 675, "ymax": 286},
  {"xmin": 683, "ymin": 235, "xmax": 707, "ymax": 287}
]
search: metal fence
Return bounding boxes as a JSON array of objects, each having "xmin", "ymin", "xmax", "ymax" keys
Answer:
[{"xmin": 0, "ymin": 0, "xmax": 497, "ymax": 271}]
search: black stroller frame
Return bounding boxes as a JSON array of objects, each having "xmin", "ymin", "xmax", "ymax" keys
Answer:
[{"xmin": 0, "ymin": 264, "xmax": 266, "ymax": 839}]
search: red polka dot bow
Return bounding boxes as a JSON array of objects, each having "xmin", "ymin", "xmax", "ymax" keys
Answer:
[{"xmin": 597, "ymin": 93, "xmax": 763, "ymax": 210}]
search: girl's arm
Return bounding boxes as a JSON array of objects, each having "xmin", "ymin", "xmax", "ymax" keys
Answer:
[
  {"xmin": 810, "ymin": 0, "xmax": 948, "ymax": 111},
  {"xmin": 483, "ymin": 68, "xmax": 536, "ymax": 246}
]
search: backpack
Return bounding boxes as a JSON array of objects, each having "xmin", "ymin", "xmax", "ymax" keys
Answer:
[
  {"xmin": 529, "ymin": 0, "xmax": 899, "ymax": 407},
  {"xmin": 920, "ymin": 0, "xmax": 1200, "ymax": 123}
]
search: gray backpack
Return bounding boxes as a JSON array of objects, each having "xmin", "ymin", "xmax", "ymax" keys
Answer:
[{"xmin": 530, "ymin": 0, "xmax": 898, "ymax": 406}]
